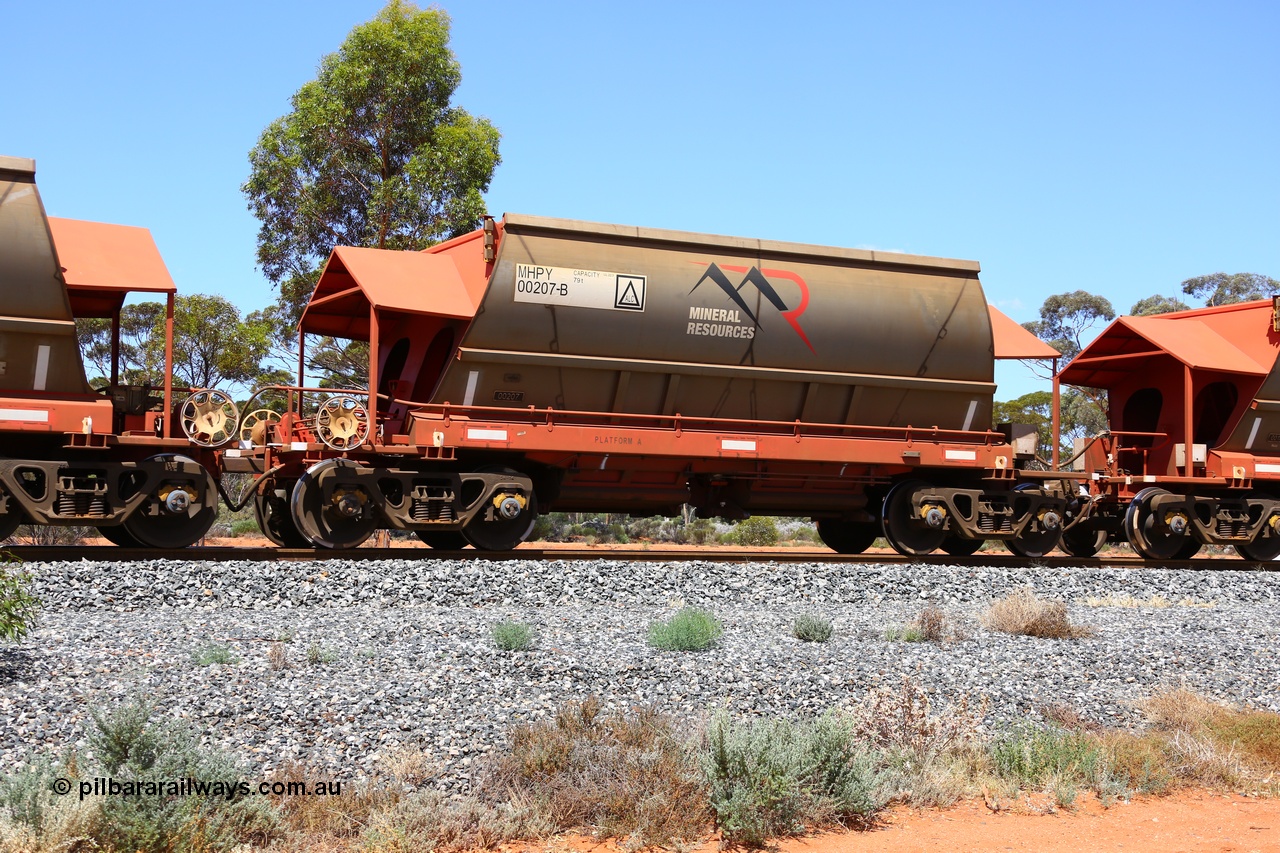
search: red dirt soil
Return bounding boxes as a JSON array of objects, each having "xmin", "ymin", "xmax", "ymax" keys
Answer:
[{"xmin": 516, "ymin": 790, "xmax": 1279, "ymax": 853}]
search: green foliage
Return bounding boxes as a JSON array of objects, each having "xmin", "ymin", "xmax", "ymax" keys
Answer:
[
  {"xmin": 1021, "ymin": 290, "xmax": 1115, "ymax": 363},
  {"xmin": 990, "ymin": 724, "xmax": 1104, "ymax": 789},
  {"xmin": 648, "ymin": 608, "xmax": 723, "ymax": 651},
  {"xmin": 243, "ymin": 0, "xmax": 501, "ymax": 352},
  {"xmin": 0, "ymin": 564, "xmax": 39, "ymax": 642},
  {"xmin": 729, "ymin": 516, "xmax": 779, "ymax": 547},
  {"xmin": 491, "ymin": 621, "xmax": 535, "ymax": 652},
  {"xmin": 884, "ymin": 625, "xmax": 925, "ymax": 642},
  {"xmin": 83, "ymin": 698, "xmax": 279, "ymax": 852},
  {"xmin": 191, "ymin": 644, "xmax": 239, "ymax": 666},
  {"xmin": 229, "ymin": 518, "xmax": 261, "ymax": 537},
  {"xmin": 993, "ymin": 390, "xmax": 1053, "ymax": 458},
  {"xmin": 1181, "ymin": 272, "xmax": 1280, "ymax": 307},
  {"xmin": 76, "ymin": 295, "xmax": 275, "ymax": 392},
  {"xmin": 791, "ymin": 613, "xmax": 833, "ymax": 643},
  {"xmin": 1130, "ymin": 294, "xmax": 1190, "ymax": 315},
  {"xmin": 681, "ymin": 517, "xmax": 717, "ymax": 545},
  {"xmin": 306, "ymin": 644, "xmax": 338, "ymax": 665},
  {"xmin": 1059, "ymin": 388, "xmax": 1107, "ymax": 447},
  {"xmin": 701, "ymin": 711, "xmax": 884, "ymax": 846}
]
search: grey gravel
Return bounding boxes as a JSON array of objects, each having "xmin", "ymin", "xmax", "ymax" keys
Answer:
[{"xmin": 3, "ymin": 557, "xmax": 1278, "ymax": 793}]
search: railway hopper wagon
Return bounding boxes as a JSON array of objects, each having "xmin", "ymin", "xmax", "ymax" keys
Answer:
[
  {"xmin": 1055, "ymin": 300, "xmax": 1280, "ymax": 561},
  {"xmin": 0, "ymin": 156, "xmax": 223, "ymax": 548},
  {"xmin": 241, "ymin": 214, "xmax": 1068, "ymax": 554}
]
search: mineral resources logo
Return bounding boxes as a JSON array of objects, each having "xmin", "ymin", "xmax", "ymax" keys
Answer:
[{"xmin": 687, "ymin": 262, "xmax": 814, "ymax": 352}]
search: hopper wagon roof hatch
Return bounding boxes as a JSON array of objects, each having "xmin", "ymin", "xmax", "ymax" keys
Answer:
[
  {"xmin": 47, "ymin": 217, "xmax": 176, "ymax": 317},
  {"xmin": 301, "ymin": 246, "xmax": 481, "ymax": 339}
]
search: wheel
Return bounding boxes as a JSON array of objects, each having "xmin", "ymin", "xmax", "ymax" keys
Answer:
[
  {"xmin": 414, "ymin": 530, "xmax": 470, "ymax": 550},
  {"xmin": 816, "ymin": 519, "xmax": 879, "ymax": 554},
  {"xmin": 239, "ymin": 409, "xmax": 282, "ymax": 447},
  {"xmin": 122, "ymin": 454, "xmax": 219, "ymax": 548},
  {"xmin": 881, "ymin": 480, "xmax": 946, "ymax": 557},
  {"xmin": 290, "ymin": 459, "xmax": 379, "ymax": 549},
  {"xmin": 462, "ymin": 468, "xmax": 538, "ymax": 551},
  {"xmin": 1235, "ymin": 537, "xmax": 1280, "ymax": 561},
  {"xmin": 97, "ymin": 525, "xmax": 144, "ymax": 547},
  {"xmin": 1059, "ymin": 526, "xmax": 1106, "ymax": 558},
  {"xmin": 1005, "ymin": 485, "xmax": 1063, "ymax": 558},
  {"xmin": 940, "ymin": 536, "xmax": 983, "ymax": 557},
  {"xmin": 1172, "ymin": 539, "xmax": 1202, "ymax": 560},
  {"xmin": 1232, "ymin": 494, "xmax": 1280, "ymax": 561},
  {"xmin": 179, "ymin": 390, "xmax": 239, "ymax": 448},
  {"xmin": 1124, "ymin": 487, "xmax": 1196, "ymax": 562},
  {"xmin": 254, "ymin": 482, "xmax": 310, "ymax": 548},
  {"xmin": 315, "ymin": 395, "xmax": 370, "ymax": 450}
]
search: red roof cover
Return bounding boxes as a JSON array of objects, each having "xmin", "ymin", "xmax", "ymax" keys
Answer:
[
  {"xmin": 301, "ymin": 246, "xmax": 478, "ymax": 338},
  {"xmin": 1061, "ymin": 300, "xmax": 1280, "ymax": 388},
  {"xmin": 988, "ymin": 305, "xmax": 1061, "ymax": 359},
  {"xmin": 48, "ymin": 217, "xmax": 176, "ymax": 317}
]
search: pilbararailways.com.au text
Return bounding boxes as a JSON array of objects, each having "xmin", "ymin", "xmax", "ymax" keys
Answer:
[{"xmin": 52, "ymin": 776, "xmax": 341, "ymax": 802}]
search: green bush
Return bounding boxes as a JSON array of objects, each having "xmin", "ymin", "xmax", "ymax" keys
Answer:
[
  {"xmin": 679, "ymin": 518, "xmax": 718, "ymax": 545},
  {"xmin": 990, "ymin": 723, "xmax": 1105, "ymax": 789},
  {"xmin": 305, "ymin": 644, "xmax": 338, "ymax": 665},
  {"xmin": 884, "ymin": 626, "xmax": 925, "ymax": 642},
  {"xmin": 191, "ymin": 644, "xmax": 239, "ymax": 666},
  {"xmin": 86, "ymin": 698, "xmax": 279, "ymax": 851},
  {"xmin": 702, "ymin": 711, "xmax": 884, "ymax": 846},
  {"xmin": 792, "ymin": 613, "xmax": 833, "ymax": 643},
  {"xmin": 0, "ymin": 699, "xmax": 277, "ymax": 851},
  {"xmin": 491, "ymin": 621, "xmax": 535, "ymax": 652},
  {"xmin": 229, "ymin": 518, "xmax": 261, "ymax": 537},
  {"xmin": 730, "ymin": 517, "xmax": 779, "ymax": 547},
  {"xmin": 648, "ymin": 608, "xmax": 723, "ymax": 651},
  {"xmin": 0, "ymin": 562, "xmax": 39, "ymax": 642}
]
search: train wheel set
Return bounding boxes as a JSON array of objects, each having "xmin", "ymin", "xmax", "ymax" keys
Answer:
[{"xmin": 4, "ymin": 155, "xmax": 1280, "ymax": 562}]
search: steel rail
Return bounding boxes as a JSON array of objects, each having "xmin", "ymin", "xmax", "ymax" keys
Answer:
[{"xmin": 1, "ymin": 545, "xmax": 1273, "ymax": 571}]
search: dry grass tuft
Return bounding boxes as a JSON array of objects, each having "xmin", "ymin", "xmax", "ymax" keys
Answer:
[
  {"xmin": 1143, "ymin": 688, "xmax": 1280, "ymax": 783},
  {"xmin": 486, "ymin": 697, "xmax": 709, "ymax": 847},
  {"xmin": 267, "ymin": 641, "xmax": 289, "ymax": 671},
  {"xmin": 915, "ymin": 605, "xmax": 950, "ymax": 642},
  {"xmin": 982, "ymin": 587, "xmax": 1095, "ymax": 639},
  {"xmin": 1040, "ymin": 703, "xmax": 1103, "ymax": 733},
  {"xmin": 885, "ymin": 605, "xmax": 963, "ymax": 643}
]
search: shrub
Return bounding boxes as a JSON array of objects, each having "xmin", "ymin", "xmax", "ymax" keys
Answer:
[
  {"xmin": 982, "ymin": 586, "xmax": 1094, "ymax": 639},
  {"xmin": 884, "ymin": 625, "xmax": 925, "ymax": 642},
  {"xmin": 854, "ymin": 677, "xmax": 984, "ymax": 760},
  {"xmin": 648, "ymin": 607, "xmax": 723, "ymax": 651},
  {"xmin": 306, "ymin": 644, "xmax": 338, "ymax": 665},
  {"xmin": 886, "ymin": 605, "xmax": 954, "ymax": 643},
  {"xmin": 487, "ymin": 697, "xmax": 707, "ymax": 847},
  {"xmin": 0, "ymin": 562, "xmax": 39, "ymax": 643},
  {"xmin": 989, "ymin": 723, "xmax": 1104, "ymax": 789},
  {"xmin": 229, "ymin": 518, "xmax": 261, "ymax": 537},
  {"xmin": 267, "ymin": 642, "xmax": 289, "ymax": 671},
  {"xmin": 792, "ymin": 613, "xmax": 833, "ymax": 643},
  {"xmin": 679, "ymin": 518, "xmax": 718, "ymax": 545},
  {"xmin": 9, "ymin": 697, "xmax": 280, "ymax": 852},
  {"xmin": 491, "ymin": 621, "xmax": 535, "ymax": 652},
  {"xmin": 702, "ymin": 711, "xmax": 884, "ymax": 846},
  {"xmin": 1143, "ymin": 688, "xmax": 1280, "ymax": 781},
  {"xmin": 729, "ymin": 516, "xmax": 779, "ymax": 547},
  {"xmin": 191, "ymin": 644, "xmax": 239, "ymax": 666}
]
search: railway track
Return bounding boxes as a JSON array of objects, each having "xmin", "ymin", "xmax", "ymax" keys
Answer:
[{"xmin": 2, "ymin": 544, "xmax": 1273, "ymax": 571}]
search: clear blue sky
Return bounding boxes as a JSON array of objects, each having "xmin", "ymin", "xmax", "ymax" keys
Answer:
[{"xmin": 6, "ymin": 1, "xmax": 1277, "ymax": 399}]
